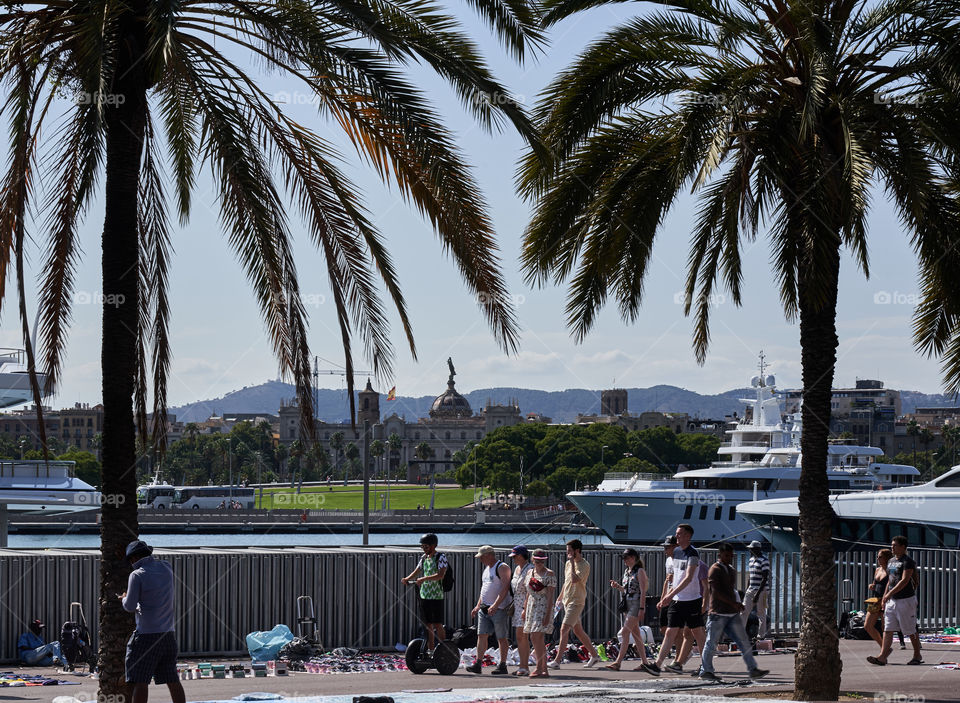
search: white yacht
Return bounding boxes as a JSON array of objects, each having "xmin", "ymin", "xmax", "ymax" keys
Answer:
[
  {"xmin": 567, "ymin": 359, "xmax": 919, "ymax": 545},
  {"xmin": 0, "ymin": 459, "xmax": 100, "ymax": 512},
  {"xmin": 738, "ymin": 465, "xmax": 960, "ymax": 551},
  {"xmin": 0, "ymin": 348, "xmax": 47, "ymax": 408}
]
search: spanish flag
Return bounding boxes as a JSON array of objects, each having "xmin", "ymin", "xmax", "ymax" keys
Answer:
[{"xmin": 387, "ymin": 386, "xmax": 396, "ymax": 401}]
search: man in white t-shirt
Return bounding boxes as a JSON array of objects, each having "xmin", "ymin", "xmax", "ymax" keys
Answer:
[{"xmin": 649, "ymin": 524, "xmax": 707, "ymax": 675}]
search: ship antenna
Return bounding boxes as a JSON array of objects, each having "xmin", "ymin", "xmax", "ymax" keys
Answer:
[{"xmin": 758, "ymin": 350, "xmax": 767, "ymax": 383}]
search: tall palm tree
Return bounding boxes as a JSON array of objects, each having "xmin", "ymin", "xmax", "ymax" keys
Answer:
[
  {"xmin": 330, "ymin": 431, "xmax": 345, "ymax": 484},
  {"xmin": 520, "ymin": 1, "xmax": 960, "ymax": 698},
  {"xmin": 370, "ymin": 438, "xmax": 385, "ymax": 483},
  {"xmin": 1, "ymin": 0, "xmax": 542, "ymax": 694},
  {"xmin": 344, "ymin": 441, "xmax": 360, "ymax": 483},
  {"xmin": 415, "ymin": 441, "xmax": 436, "ymax": 508}
]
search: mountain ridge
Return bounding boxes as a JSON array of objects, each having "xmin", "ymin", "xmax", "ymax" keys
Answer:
[{"xmin": 168, "ymin": 380, "xmax": 954, "ymax": 424}]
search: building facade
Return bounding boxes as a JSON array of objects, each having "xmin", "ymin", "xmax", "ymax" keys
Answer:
[
  {"xmin": 278, "ymin": 360, "xmax": 523, "ymax": 481},
  {"xmin": 0, "ymin": 402, "xmax": 103, "ymax": 453}
]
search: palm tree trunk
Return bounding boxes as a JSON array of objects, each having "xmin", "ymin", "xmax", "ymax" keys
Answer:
[
  {"xmin": 97, "ymin": 10, "xmax": 148, "ymax": 698},
  {"xmin": 793, "ymin": 247, "xmax": 842, "ymax": 700}
]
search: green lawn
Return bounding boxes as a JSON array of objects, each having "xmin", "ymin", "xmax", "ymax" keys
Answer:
[{"xmin": 257, "ymin": 485, "xmax": 480, "ymax": 510}]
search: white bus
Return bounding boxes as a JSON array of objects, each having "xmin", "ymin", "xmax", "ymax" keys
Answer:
[
  {"xmin": 137, "ymin": 484, "xmax": 177, "ymax": 509},
  {"xmin": 172, "ymin": 486, "xmax": 256, "ymax": 509}
]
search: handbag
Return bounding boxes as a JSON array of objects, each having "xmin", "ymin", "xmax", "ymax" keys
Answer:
[{"xmin": 617, "ymin": 594, "xmax": 629, "ymax": 613}]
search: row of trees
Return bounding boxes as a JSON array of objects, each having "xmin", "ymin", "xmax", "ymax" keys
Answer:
[{"xmin": 451, "ymin": 423, "xmax": 720, "ymax": 497}]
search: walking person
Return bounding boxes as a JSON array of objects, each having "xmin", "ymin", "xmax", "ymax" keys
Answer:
[
  {"xmin": 120, "ymin": 540, "xmax": 186, "ymax": 703},
  {"xmin": 648, "ymin": 524, "xmax": 707, "ymax": 675},
  {"xmin": 671, "ymin": 553, "xmax": 710, "ymax": 672},
  {"xmin": 523, "ymin": 549, "xmax": 557, "ymax": 678},
  {"xmin": 697, "ymin": 543, "xmax": 769, "ymax": 681},
  {"xmin": 867, "ymin": 536, "xmax": 922, "ymax": 666},
  {"xmin": 510, "ymin": 545, "xmax": 534, "ymax": 676},
  {"xmin": 741, "ymin": 540, "xmax": 770, "ymax": 641},
  {"xmin": 865, "ymin": 548, "xmax": 893, "ymax": 646},
  {"xmin": 548, "ymin": 539, "xmax": 601, "ymax": 669},
  {"xmin": 401, "ymin": 533, "xmax": 448, "ymax": 655},
  {"xmin": 605, "ymin": 548, "xmax": 656, "ymax": 673},
  {"xmin": 467, "ymin": 545, "xmax": 512, "ymax": 675}
]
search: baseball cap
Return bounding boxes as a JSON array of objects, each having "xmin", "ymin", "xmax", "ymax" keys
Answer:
[
  {"xmin": 475, "ymin": 545, "xmax": 495, "ymax": 558},
  {"xmin": 531, "ymin": 548, "xmax": 548, "ymax": 561},
  {"xmin": 660, "ymin": 536, "xmax": 677, "ymax": 547},
  {"xmin": 509, "ymin": 545, "xmax": 529, "ymax": 559},
  {"xmin": 747, "ymin": 540, "xmax": 763, "ymax": 549},
  {"xmin": 125, "ymin": 539, "xmax": 153, "ymax": 560}
]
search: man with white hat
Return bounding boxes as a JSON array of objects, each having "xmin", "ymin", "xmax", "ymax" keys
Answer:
[
  {"xmin": 467, "ymin": 545, "xmax": 512, "ymax": 675},
  {"xmin": 741, "ymin": 540, "xmax": 770, "ymax": 641}
]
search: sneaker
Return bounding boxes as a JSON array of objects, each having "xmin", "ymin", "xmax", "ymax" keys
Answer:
[
  {"xmin": 699, "ymin": 671, "xmax": 721, "ymax": 681},
  {"xmin": 583, "ymin": 655, "xmax": 600, "ymax": 668},
  {"xmin": 749, "ymin": 668, "xmax": 770, "ymax": 679},
  {"xmin": 465, "ymin": 662, "xmax": 482, "ymax": 674},
  {"xmin": 547, "ymin": 660, "xmax": 560, "ymax": 669},
  {"xmin": 491, "ymin": 664, "xmax": 509, "ymax": 675},
  {"xmin": 641, "ymin": 662, "xmax": 661, "ymax": 677},
  {"xmin": 900, "ymin": 643, "xmax": 907, "ymax": 650},
  {"xmin": 666, "ymin": 661, "xmax": 684, "ymax": 673}
]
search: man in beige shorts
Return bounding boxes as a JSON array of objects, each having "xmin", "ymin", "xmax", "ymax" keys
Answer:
[
  {"xmin": 867, "ymin": 535, "xmax": 922, "ymax": 666},
  {"xmin": 547, "ymin": 539, "xmax": 600, "ymax": 669}
]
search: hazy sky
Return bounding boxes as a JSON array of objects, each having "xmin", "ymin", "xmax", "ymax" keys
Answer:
[{"xmin": 4, "ymin": 4, "xmax": 947, "ymax": 409}]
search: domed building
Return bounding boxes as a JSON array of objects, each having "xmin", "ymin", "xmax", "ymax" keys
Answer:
[{"xmin": 278, "ymin": 358, "xmax": 523, "ymax": 486}]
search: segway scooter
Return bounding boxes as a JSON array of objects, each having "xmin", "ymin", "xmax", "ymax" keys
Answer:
[{"xmin": 405, "ymin": 584, "xmax": 459, "ymax": 675}]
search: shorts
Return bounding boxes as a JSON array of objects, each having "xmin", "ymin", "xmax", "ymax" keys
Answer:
[
  {"xmin": 659, "ymin": 604, "xmax": 669, "ymax": 628},
  {"xmin": 478, "ymin": 606, "xmax": 510, "ymax": 639},
  {"xmin": 883, "ymin": 595, "xmax": 918, "ymax": 636},
  {"xmin": 624, "ymin": 598, "xmax": 644, "ymax": 619},
  {"xmin": 562, "ymin": 601, "xmax": 585, "ymax": 627},
  {"xmin": 419, "ymin": 597, "xmax": 444, "ymax": 625},
  {"xmin": 666, "ymin": 598, "xmax": 704, "ymax": 629},
  {"xmin": 125, "ymin": 631, "xmax": 178, "ymax": 684}
]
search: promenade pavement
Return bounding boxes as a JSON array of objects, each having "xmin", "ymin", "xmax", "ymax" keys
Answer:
[{"xmin": 5, "ymin": 640, "xmax": 957, "ymax": 703}]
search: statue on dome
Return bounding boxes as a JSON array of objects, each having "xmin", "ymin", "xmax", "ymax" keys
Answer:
[{"xmin": 447, "ymin": 357, "xmax": 456, "ymax": 384}]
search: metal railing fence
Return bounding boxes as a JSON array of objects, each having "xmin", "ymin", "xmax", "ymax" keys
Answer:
[{"xmin": 1, "ymin": 546, "xmax": 956, "ymax": 662}]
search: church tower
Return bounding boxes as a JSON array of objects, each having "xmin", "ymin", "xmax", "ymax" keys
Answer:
[{"xmin": 358, "ymin": 378, "xmax": 380, "ymax": 425}]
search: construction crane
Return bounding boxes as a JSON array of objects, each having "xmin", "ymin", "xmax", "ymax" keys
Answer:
[{"xmin": 312, "ymin": 356, "xmax": 373, "ymax": 420}]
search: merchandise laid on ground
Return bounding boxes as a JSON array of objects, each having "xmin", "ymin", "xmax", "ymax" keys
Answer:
[{"xmin": 0, "ymin": 671, "xmax": 80, "ymax": 686}]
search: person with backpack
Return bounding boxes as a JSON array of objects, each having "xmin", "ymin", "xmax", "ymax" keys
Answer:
[
  {"xmin": 466, "ymin": 545, "xmax": 512, "ymax": 675},
  {"xmin": 401, "ymin": 533, "xmax": 449, "ymax": 656},
  {"xmin": 509, "ymin": 545, "xmax": 534, "ymax": 676},
  {"xmin": 867, "ymin": 535, "xmax": 922, "ymax": 666},
  {"xmin": 17, "ymin": 619, "xmax": 64, "ymax": 667},
  {"xmin": 120, "ymin": 540, "xmax": 185, "ymax": 703}
]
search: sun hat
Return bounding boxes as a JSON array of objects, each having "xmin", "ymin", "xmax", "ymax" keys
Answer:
[
  {"xmin": 509, "ymin": 545, "xmax": 530, "ymax": 559},
  {"xmin": 475, "ymin": 545, "xmax": 495, "ymax": 558},
  {"xmin": 531, "ymin": 548, "xmax": 548, "ymax": 560}
]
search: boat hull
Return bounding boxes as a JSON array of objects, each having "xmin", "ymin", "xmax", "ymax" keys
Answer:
[{"xmin": 568, "ymin": 490, "xmax": 768, "ymax": 545}]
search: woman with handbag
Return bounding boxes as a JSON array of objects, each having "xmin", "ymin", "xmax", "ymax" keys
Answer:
[
  {"xmin": 606, "ymin": 548, "xmax": 655, "ymax": 673},
  {"xmin": 522, "ymin": 549, "xmax": 557, "ymax": 678},
  {"xmin": 865, "ymin": 548, "xmax": 904, "ymax": 649},
  {"xmin": 510, "ymin": 545, "xmax": 534, "ymax": 676}
]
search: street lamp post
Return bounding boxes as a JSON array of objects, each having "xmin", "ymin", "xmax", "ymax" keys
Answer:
[{"xmin": 601, "ymin": 445, "xmax": 609, "ymax": 466}]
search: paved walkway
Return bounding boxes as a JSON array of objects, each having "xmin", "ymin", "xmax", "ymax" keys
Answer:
[{"xmin": 5, "ymin": 640, "xmax": 958, "ymax": 703}]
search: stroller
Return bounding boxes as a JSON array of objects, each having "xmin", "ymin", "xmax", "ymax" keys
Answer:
[{"xmin": 59, "ymin": 602, "xmax": 97, "ymax": 671}]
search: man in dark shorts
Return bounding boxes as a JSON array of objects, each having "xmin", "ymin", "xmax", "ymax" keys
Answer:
[
  {"xmin": 120, "ymin": 540, "xmax": 185, "ymax": 703},
  {"xmin": 402, "ymin": 533, "xmax": 448, "ymax": 654},
  {"xmin": 649, "ymin": 524, "xmax": 707, "ymax": 675}
]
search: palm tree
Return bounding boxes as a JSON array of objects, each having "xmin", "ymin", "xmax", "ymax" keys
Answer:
[
  {"xmin": 330, "ymin": 432, "xmax": 345, "ymax": 484},
  {"xmin": 907, "ymin": 420, "xmax": 921, "ymax": 465},
  {"xmin": 344, "ymin": 442, "xmax": 360, "ymax": 484},
  {"xmin": 370, "ymin": 439, "xmax": 386, "ymax": 484},
  {"xmin": 415, "ymin": 441, "xmax": 436, "ymax": 509},
  {"xmin": 519, "ymin": 1, "xmax": 960, "ymax": 698},
  {"xmin": 2, "ymin": 0, "xmax": 540, "ymax": 694}
]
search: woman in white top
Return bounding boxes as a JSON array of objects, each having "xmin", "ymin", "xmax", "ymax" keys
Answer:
[{"xmin": 510, "ymin": 545, "xmax": 534, "ymax": 675}]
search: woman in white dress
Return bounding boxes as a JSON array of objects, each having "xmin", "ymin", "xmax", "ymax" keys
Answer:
[
  {"xmin": 510, "ymin": 545, "xmax": 534, "ymax": 675},
  {"xmin": 522, "ymin": 548, "xmax": 557, "ymax": 678}
]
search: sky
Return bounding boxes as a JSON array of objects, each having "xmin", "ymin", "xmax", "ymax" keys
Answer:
[{"xmin": 1, "ymin": 3, "xmax": 948, "ymax": 409}]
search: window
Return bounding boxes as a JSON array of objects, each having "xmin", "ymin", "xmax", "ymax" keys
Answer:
[
  {"xmin": 87, "ymin": 418, "xmax": 93, "ymax": 427},
  {"xmin": 683, "ymin": 505, "xmax": 693, "ymax": 520},
  {"xmin": 714, "ymin": 505, "xmax": 722, "ymax": 521},
  {"xmin": 936, "ymin": 472, "xmax": 960, "ymax": 488},
  {"xmin": 476, "ymin": 432, "xmax": 482, "ymax": 439},
  {"xmin": 414, "ymin": 432, "xmax": 420, "ymax": 440},
  {"xmin": 445, "ymin": 431, "xmax": 450, "ymax": 440},
  {"xmin": 461, "ymin": 432, "xmax": 466, "ymax": 440},
  {"xmin": 698, "ymin": 505, "xmax": 707, "ymax": 520},
  {"xmin": 729, "ymin": 506, "xmax": 736, "ymax": 521}
]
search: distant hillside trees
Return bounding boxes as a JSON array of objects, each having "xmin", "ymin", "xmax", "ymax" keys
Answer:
[{"xmin": 455, "ymin": 423, "xmax": 719, "ymax": 495}]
